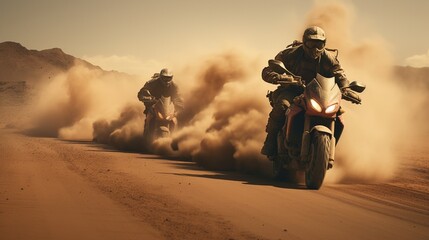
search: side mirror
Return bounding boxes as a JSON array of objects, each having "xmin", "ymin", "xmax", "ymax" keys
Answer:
[
  {"xmin": 348, "ymin": 81, "xmax": 366, "ymax": 93},
  {"xmin": 268, "ymin": 59, "xmax": 287, "ymax": 74},
  {"xmin": 141, "ymin": 89, "xmax": 152, "ymax": 97}
]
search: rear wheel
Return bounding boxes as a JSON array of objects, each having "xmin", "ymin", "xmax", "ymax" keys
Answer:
[
  {"xmin": 305, "ymin": 131, "xmax": 330, "ymax": 190},
  {"xmin": 143, "ymin": 119, "xmax": 154, "ymax": 147},
  {"xmin": 273, "ymin": 157, "xmax": 286, "ymax": 180},
  {"xmin": 284, "ymin": 169, "xmax": 300, "ymax": 183},
  {"xmin": 273, "ymin": 132, "xmax": 288, "ymax": 180},
  {"xmin": 159, "ymin": 131, "xmax": 170, "ymax": 138},
  {"xmin": 273, "ymin": 158, "xmax": 301, "ymax": 183}
]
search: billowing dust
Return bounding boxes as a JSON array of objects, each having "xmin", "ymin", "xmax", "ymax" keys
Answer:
[
  {"xmin": 153, "ymin": 52, "xmax": 271, "ymax": 174},
  {"xmin": 26, "ymin": 2, "xmax": 427, "ymax": 183},
  {"xmin": 303, "ymin": 2, "xmax": 427, "ymax": 183},
  {"xmin": 27, "ymin": 63, "xmax": 146, "ymax": 144}
]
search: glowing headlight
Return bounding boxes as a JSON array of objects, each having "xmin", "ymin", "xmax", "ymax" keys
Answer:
[
  {"xmin": 325, "ymin": 104, "xmax": 337, "ymax": 114},
  {"xmin": 157, "ymin": 111, "xmax": 164, "ymax": 119},
  {"xmin": 310, "ymin": 99, "xmax": 322, "ymax": 112}
]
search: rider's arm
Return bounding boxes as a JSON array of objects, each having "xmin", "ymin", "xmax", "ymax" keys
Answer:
[
  {"xmin": 323, "ymin": 50, "xmax": 361, "ymax": 104},
  {"xmin": 261, "ymin": 66, "xmax": 278, "ymax": 84},
  {"xmin": 138, "ymin": 81, "xmax": 157, "ymax": 113},
  {"xmin": 262, "ymin": 52, "xmax": 294, "ymax": 84},
  {"xmin": 324, "ymin": 50, "xmax": 349, "ymax": 88},
  {"xmin": 137, "ymin": 87, "xmax": 147, "ymax": 102},
  {"xmin": 137, "ymin": 80, "xmax": 153, "ymax": 102},
  {"xmin": 333, "ymin": 65, "xmax": 349, "ymax": 89}
]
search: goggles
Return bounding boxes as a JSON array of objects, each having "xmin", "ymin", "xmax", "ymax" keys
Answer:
[
  {"xmin": 161, "ymin": 76, "xmax": 173, "ymax": 82},
  {"xmin": 305, "ymin": 40, "xmax": 325, "ymax": 50}
]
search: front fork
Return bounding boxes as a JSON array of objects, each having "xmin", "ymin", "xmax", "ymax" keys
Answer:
[{"xmin": 300, "ymin": 116, "xmax": 336, "ymax": 163}]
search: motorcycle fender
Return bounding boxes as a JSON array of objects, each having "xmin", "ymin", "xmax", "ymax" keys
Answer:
[
  {"xmin": 301, "ymin": 126, "xmax": 333, "ymax": 162},
  {"xmin": 310, "ymin": 125, "xmax": 332, "ymax": 136},
  {"xmin": 300, "ymin": 130, "xmax": 311, "ymax": 161},
  {"xmin": 159, "ymin": 126, "xmax": 170, "ymax": 133}
]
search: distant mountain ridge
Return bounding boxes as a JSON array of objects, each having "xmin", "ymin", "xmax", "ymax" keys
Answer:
[
  {"xmin": 0, "ymin": 41, "xmax": 427, "ymax": 87},
  {"xmin": 0, "ymin": 41, "xmax": 101, "ymax": 83},
  {"xmin": 394, "ymin": 65, "xmax": 429, "ymax": 88}
]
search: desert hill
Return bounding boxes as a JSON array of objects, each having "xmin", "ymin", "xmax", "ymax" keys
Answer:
[
  {"xmin": 394, "ymin": 65, "xmax": 429, "ymax": 89},
  {"xmin": 0, "ymin": 42, "xmax": 122, "ymax": 105},
  {"xmin": 0, "ymin": 41, "xmax": 100, "ymax": 84}
]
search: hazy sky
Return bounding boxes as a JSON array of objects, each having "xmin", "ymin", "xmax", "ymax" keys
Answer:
[{"xmin": 1, "ymin": 0, "xmax": 429, "ymax": 73}]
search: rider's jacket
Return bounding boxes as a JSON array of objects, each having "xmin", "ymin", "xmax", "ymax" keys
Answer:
[
  {"xmin": 262, "ymin": 44, "xmax": 349, "ymax": 89},
  {"xmin": 137, "ymin": 78, "xmax": 184, "ymax": 113}
]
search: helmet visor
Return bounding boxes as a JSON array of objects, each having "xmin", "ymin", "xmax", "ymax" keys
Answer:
[
  {"xmin": 161, "ymin": 76, "xmax": 173, "ymax": 86},
  {"xmin": 161, "ymin": 75, "xmax": 172, "ymax": 81},
  {"xmin": 305, "ymin": 40, "xmax": 325, "ymax": 50}
]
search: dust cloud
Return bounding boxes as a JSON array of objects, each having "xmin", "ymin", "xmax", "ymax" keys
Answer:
[
  {"xmin": 161, "ymin": 52, "xmax": 272, "ymax": 175},
  {"xmin": 28, "ymin": 53, "xmax": 272, "ymax": 175},
  {"xmin": 304, "ymin": 2, "xmax": 427, "ymax": 183},
  {"xmin": 92, "ymin": 103, "xmax": 145, "ymax": 151},
  {"xmin": 26, "ymin": 65, "xmax": 95, "ymax": 137},
  {"xmin": 166, "ymin": 1, "xmax": 425, "ymax": 181},
  {"xmin": 28, "ymin": 60, "xmax": 146, "ymax": 144},
  {"xmin": 26, "ymin": 1, "xmax": 426, "ymax": 183}
]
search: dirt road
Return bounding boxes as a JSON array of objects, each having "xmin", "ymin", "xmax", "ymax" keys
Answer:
[{"xmin": 0, "ymin": 129, "xmax": 428, "ymax": 240}]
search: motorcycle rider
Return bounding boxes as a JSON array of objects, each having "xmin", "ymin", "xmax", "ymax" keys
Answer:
[
  {"xmin": 261, "ymin": 26, "xmax": 360, "ymax": 157},
  {"xmin": 138, "ymin": 68, "xmax": 184, "ymax": 139}
]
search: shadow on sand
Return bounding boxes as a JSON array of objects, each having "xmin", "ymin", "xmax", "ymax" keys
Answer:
[
  {"xmin": 137, "ymin": 155, "xmax": 307, "ymax": 190},
  {"xmin": 24, "ymin": 131, "xmax": 308, "ymax": 190}
]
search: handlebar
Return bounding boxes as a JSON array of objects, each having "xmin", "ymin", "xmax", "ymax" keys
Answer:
[
  {"xmin": 276, "ymin": 77, "xmax": 305, "ymax": 87},
  {"xmin": 342, "ymin": 92, "xmax": 361, "ymax": 104},
  {"xmin": 141, "ymin": 96, "xmax": 156, "ymax": 103}
]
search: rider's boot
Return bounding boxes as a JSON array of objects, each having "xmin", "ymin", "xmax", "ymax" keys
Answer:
[{"xmin": 261, "ymin": 131, "xmax": 278, "ymax": 157}]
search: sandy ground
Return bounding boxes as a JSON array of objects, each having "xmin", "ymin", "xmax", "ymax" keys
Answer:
[
  {"xmin": 0, "ymin": 130, "xmax": 428, "ymax": 240},
  {"xmin": 0, "ymin": 105, "xmax": 428, "ymax": 240}
]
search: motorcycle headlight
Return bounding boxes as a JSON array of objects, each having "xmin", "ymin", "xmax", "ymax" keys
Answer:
[
  {"xmin": 325, "ymin": 104, "xmax": 337, "ymax": 114},
  {"xmin": 310, "ymin": 99, "xmax": 322, "ymax": 112},
  {"xmin": 157, "ymin": 111, "xmax": 164, "ymax": 119}
]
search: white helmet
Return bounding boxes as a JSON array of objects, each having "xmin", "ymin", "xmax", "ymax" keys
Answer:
[{"xmin": 159, "ymin": 68, "xmax": 173, "ymax": 87}]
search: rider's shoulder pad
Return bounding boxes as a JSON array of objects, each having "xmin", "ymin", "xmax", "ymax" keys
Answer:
[
  {"xmin": 325, "ymin": 48, "xmax": 339, "ymax": 58},
  {"xmin": 279, "ymin": 45, "xmax": 301, "ymax": 60},
  {"xmin": 146, "ymin": 78, "xmax": 159, "ymax": 84},
  {"xmin": 286, "ymin": 40, "xmax": 303, "ymax": 49}
]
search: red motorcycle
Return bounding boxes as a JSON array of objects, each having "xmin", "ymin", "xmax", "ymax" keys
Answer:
[
  {"xmin": 140, "ymin": 90, "xmax": 177, "ymax": 145},
  {"xmin": 268, "ymin": 60, "xmax": 365, "ymax": 189}
]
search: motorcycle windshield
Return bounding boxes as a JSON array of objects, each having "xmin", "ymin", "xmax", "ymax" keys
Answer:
[
  {"xmin": 305, "ymin": 74, "xmax": 341, "ymax": 116},
  {"xmin": 155, "ymin": 96, "xmax": 174, "ymax": 118}
]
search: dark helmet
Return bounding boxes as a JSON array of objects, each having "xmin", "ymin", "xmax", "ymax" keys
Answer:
[
  {"xmin": 302, "ymin": 26, "xmax": 326, "ymax": 59},
  {"xmin": 160, "ymin": 68, "xmax": 173, "ymax": 78},
  {"xmin": 159, "ymin": 68, "xmax": 173, "ymax": 87}
]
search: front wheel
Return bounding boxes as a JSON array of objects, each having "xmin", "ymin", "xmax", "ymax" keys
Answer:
[{"xmin": 305, "ymin": 131, "xmax": 331, "ymax": 190}]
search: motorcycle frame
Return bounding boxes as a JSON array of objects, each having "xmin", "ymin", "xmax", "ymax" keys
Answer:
[
  {"xmin": 282, "ymin": 75, "xmax": 344, "ymax": 169},
  {"xmin": 143, "ymin": 97, "xmax": 177, "ymax": 144}
]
